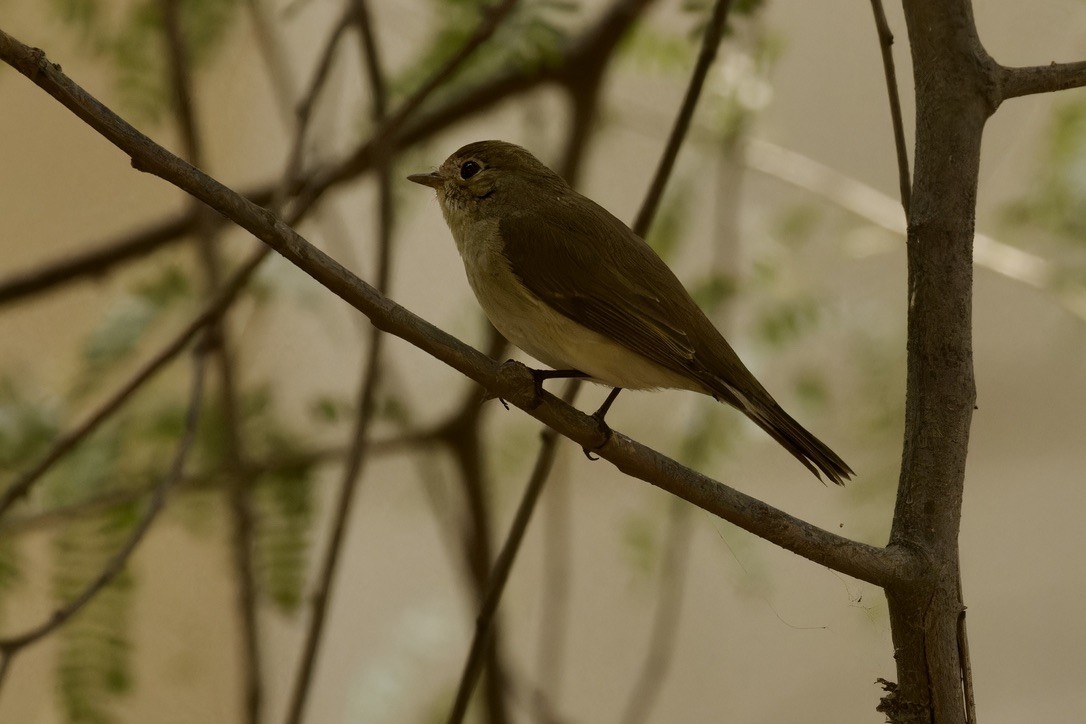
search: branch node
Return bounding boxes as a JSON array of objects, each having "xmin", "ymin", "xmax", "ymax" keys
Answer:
[{"xmin": 495, "ymin": 359, "xmax": 542, "ymax": 410}]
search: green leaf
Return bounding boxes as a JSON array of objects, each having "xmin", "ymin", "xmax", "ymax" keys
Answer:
[
  {"xmin": 51, "ymin": 0, "xmax": 242, "ymax": 122},
  {"xmin": 1004, "ymin": 100, "xmax": 1086, "ymax": 242},
  {"xmin": 644, "ymin": 183, "xmax": 691, "ymax": 262},
  {"xmin": 311, "ymin": 395, "xmax": 344, "ymax": 424},
  {"xmin": 255, "ymin": 461, "xmax": 314, "ymax": 614},
  {"xmin": 755, "ymin": 296, "xmax": 820, "ymax": 348},
  {"xmin": 689, "ymin": 273, "xmax": 737, "ymax": 314},
  {"xmin": 621, "ymin": 513, "xmax": 659, "ymax": 578},
  {"xmin": 75, "ymin": 296, "xmax": 159, "ymax": 397},
  {"xmin": 793, "ymin": 368, "xmax": 829, "ymax": 409},
  {"xmin": 0, "ymin": 538, "xmax": 24, "ymax": 624},
  {"xmin": 391, "ymin": 0, "xmax": 575, "ymax": 110},
  {"xmin": 52, "ymin": 506, "xmax": 139, "ymax": 724},
  {"xmin": 0, "ymin": 378, "xmax": 59, "ymax": 471},
  {"xmin": 132, "ymin": 264, "xmax": 190, "ymax": 308}
]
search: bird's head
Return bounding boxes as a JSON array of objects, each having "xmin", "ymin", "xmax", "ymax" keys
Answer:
[{"xmin": 408, "ymin": 140, "xmax": 568, "ymax": 223}]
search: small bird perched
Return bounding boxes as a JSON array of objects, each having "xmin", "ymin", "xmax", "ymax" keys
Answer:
[{"xmin": 409, "ymin": 140, "xmax": 852, "ymax": 484}]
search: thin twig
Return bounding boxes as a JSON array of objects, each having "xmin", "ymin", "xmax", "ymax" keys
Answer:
[
  {"xmin": 445, "ymin": 418, "xmax": 566, "ymax": 724},
  {"xmin": 632, "ymin": 0, "xmax": 732, "ymax": 237},
  {"xmin": 0, "ymin": 219, "xmax": 190, "ymax": 307},
  {"xmin": 0, "ymin": 27, "xmax": 910, "ymax": 587},
  {"xmin": 957, "ymin": 573, "xmax": 976, "ymax": 724},
  {"xmin": 0, "ymin": 445, "xmax": 344, "ymax": 536},
  {"xmin": 535, "ymin": 425, "xmax": 571, "ymax": 722},
  {"xmin": 245, "ymin": 0, "xmax": 300, "ymax": 127},
  {"xmin": 867, "ymin": 0, "xmax": 911, "ymax": 217},
  {"xmin": 281, "ymin": 2, "xmax": 396, "ymax": 721},
  {"xmin": 448, "ymin": 408, "xmax": 513, "ymax": 724},
  {"xmin": 618, "ymin": 501, "xmax": 694, "ymax": 724},
  {"xmin": 378, "ymin": 0, "xmax": 518, "ymax": 140},
  {"xmin": 160, "ymin": 4, "xmax": 263, "ymax": 718},
  {"xmin": 0, "ymin": 350, "xmax": 208, "ymax": 690},
  {"xmin": 350, "ymin": 0, "xmax": 387, "ymax": 119},
  {"xmin": 281, "ymin": 312, "xmax": 389, "ymax": 724},
  {"xmin": 274, "ymin": 6, "xmax": 355, "ymax": 212},
  {"xmin": 0, "ymin": 249, "xmax": 267, "ymax": 518},
  {"xmin": 742, "ymin": 139, "xmax": 1086, "ymax": 322},
  {"xmin": 288, "ymin": 0, "xmax": 521, "ymax": 212}
]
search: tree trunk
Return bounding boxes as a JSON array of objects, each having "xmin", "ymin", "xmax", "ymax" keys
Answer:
[{"xmin": 884, "ymin": 1, "xmax": 995, "ymax": 721}]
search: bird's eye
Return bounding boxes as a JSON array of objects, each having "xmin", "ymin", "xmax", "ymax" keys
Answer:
[{"xmin": 460, "ymin": 160, "xmax": 482, "ymax": 180}]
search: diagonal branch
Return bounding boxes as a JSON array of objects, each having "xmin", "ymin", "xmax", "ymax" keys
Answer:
[
  {"xmin": 998, "ymin": 59, "xmax": 1086, "ymax": 101},
  {"xmin": 0, "ymin": 26, "xmax": 912, "ymax": 588}
]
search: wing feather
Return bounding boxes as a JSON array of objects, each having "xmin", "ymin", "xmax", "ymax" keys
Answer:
[{"xmin": 499, "ymin": 198, "xmax": 705, "ymax": 382}]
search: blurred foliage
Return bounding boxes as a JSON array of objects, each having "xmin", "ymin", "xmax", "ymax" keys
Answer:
[
  {"xmin": 51, "ymin": 0, "xmax": 241, "ymax": 121},
  {"xmin": 254, "ymin": 451, "xmax": 315, "ymax": 614},
  {"xmin": 0, "ymin": 538, "xmax": 23, "ymax": 624},
  {"xmin": 754, "ymin": 293, "xmax": 821, "ymax": 348},
  {"xmin": 1002, "ymin": 98, "xmax": 1086, "ymax": 302},
  {"xmin": 1, "ymin": 286, "xmax": 318, "ymax": 721},
  {"xmin": 620, "ymin": 0, "xmax": 778, "ymax": 145},
  {"xmin": 621, "ymin": 511, "xmax": 661, "ymax": 579},
  {"xmin": 73, "ymin": 264, "xmax": 192, "ymax": 400},
  {"xmin": 0, "ymin": 379, "xmax": 59, "ymax": 473},
  {"xmin": 391, "ymin": 0, "xmax": 578, "ymax": 107},
  {"xmin": 645, "ymin": 182, "xmax": 693, "ymax": 261},
  {"xmin": 1005, "ymin": 99, "xmax": 1086, "ymax": 242},
  {"xmin": 49, "ymin": 427, "xmax": 137, "ymax": 724},
  {"xmin": 199, "ymin": 385, "xmax": 318, "ymax": 615}
]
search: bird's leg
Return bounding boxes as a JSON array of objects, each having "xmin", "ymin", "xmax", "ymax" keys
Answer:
[
  {"xmin": 583, "ymin": 387, "xmax": 622, "ymax": 460},
  {"xmin": 493, "ymin": 363, "xmax": 586, "ymax": 409},
  {"xmin": 528, "ymin": 368, "xmax": 587, "ymax": 401}
]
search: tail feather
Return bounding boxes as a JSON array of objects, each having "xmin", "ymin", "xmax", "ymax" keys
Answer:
[{"xmin": 747, "ymin": 402, "xmax": 853, "ymax": 485}]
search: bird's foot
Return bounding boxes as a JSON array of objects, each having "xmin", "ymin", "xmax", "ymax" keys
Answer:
[
  {"xmin": 489, "ymin": 359, "xmax": 545, "ymax": 410},
  {"xmin": 582, "ymin": 409, "xmax": 614, "ymax": 461}
]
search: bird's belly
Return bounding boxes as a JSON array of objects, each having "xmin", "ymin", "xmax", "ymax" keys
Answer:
[{"xmin": 463, "ymin": 250, "xmax": 701, "ymax": 392}]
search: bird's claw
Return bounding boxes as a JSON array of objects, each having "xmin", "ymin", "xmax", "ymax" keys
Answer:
[{"xmin": 581, "ymin": 412, "xmax": 613, "ymax": 461}]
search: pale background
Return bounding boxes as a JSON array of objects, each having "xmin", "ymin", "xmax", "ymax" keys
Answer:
[{"xmin": 2, "ymin": 1, "xmax": 1086, "ymax": 722}]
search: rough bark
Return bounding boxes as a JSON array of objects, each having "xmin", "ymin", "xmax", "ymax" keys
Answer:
[{"xmin": 884, "ymin": 2, "xmax": 997, "ymax": 721}]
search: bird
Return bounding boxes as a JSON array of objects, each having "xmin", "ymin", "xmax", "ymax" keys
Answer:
[{"xmin": 408, "ymin": 140, "xmax": 852, "ymax": 484}]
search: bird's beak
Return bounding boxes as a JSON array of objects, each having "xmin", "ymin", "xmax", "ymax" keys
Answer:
[{"xmin": 407, "ymin": 172, "xmax": 443, "ymax": 189}]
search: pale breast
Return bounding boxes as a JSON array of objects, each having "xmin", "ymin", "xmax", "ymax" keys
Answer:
[{"xmin": 450, "ymin": 218, "xmax": 703, "ymax": 392}]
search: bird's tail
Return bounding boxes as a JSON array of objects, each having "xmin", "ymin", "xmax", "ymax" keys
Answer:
[{"xmin": 745, "ymin": 401, "xmax": 853, "ymax": 485}]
